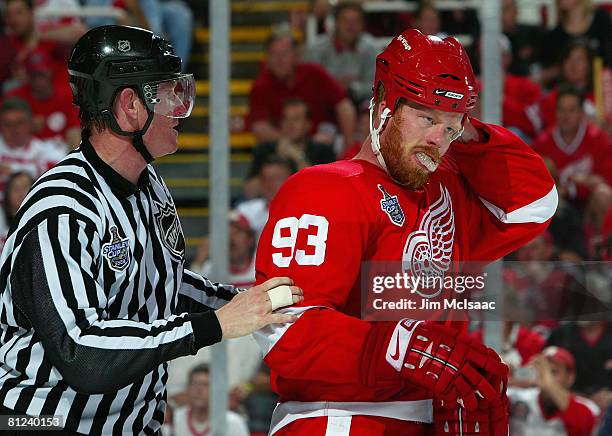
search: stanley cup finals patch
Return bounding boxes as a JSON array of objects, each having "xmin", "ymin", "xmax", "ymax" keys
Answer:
[
  {"xmin": 378, "ymin": 184, "xmax": 405, "ymax": 227},
  {"xmin": 102, "ymin": 226, "xmax": 131, "ymax": 271}
]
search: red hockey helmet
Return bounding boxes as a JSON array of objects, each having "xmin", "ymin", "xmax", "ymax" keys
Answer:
[{"xmin": 374, "ymin": 29, "xmax": 478, "ymax": 115}]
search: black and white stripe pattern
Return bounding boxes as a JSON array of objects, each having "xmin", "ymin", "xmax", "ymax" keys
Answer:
[{"xmin": 0, "ymin": 140, "xmax": 237, "ymax": 435}]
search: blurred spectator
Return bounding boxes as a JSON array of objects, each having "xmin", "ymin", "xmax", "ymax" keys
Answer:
[
  {"xmin": 547, "ymin": 321, "xmax": 612, "ymax": 398},
  {"xmin": 498, "ymin": 35, "xmax": 543, "ymax": 141},
  {"xmin": 600, "ymin": 405, "xmax": 612, "ymax": 436},
  {"xmin": 310, "ymin": 0, "xmax": 333, "ymax": 35},
  {"xmin": 161, "ymin": 403, "xmax": 173, "ymax": 436},
  {"xmin": 247, "ymin": 30, "xmax": 357, "ymax": 149},
  {"xmin": 532, "ymin": 87, "xmax": 612, "ymax": 229},
  {"xmin": 593, "ymin": 206, "xmax": 612, "ymax": 260},
  {"xmin": 0, "ymin": 171, "xmax": 34, "ymax": 252},
  {"xmin": 502, "ymin": 323, "xmax": 546, "ymax": 371},
  {"xmin": 303, "ymin": 2, "xmax": 379, "ymax": 105},
  {"xmin": 190, "ymin": 211, "xmax": 257, "ymax": 289},
  {"xmin": 2, "ymin": 0, "xmax": 85, "ymax": 90},
  {"xmin": 340, "ymin": 98, "xmax": 370, "ymax": 160},
  {"xmin": 540, "ymin": 0, "xmax": 611, "ymax": 88},
  {"xmin": 237, "ymin": 155, "xmax": 293, "ymax": 239},
  {"xmin": 0, "ymin": 98, "xmax": 65, "ymax": 201},
  {"xmin": 248, "ymin": 98, "xmax": 335, "ymax": 180},
  {"xmin": 501, "ymin": 0, "xmax": 545, "ymax": 77},
  {"xmin": 469, "ymin": 320, "xmax": 545, "ymax": 380},
  {"xmin": 138, "ymin": 0, "xmax": 193, "ymax": 71},
  {"xmin": 243, "ymin": 364, "xmax": 277, "ymax": 436},
  {"xmin": 82, "ymin": 0, "xmax": 150, "ymax": 30},
  {"xmin": 505, "ymin": 231, "xmax": 586, "ymax": 327},
  {"xmin": 413, "ymin": 0, "xmax": 447, "ymax": 39},
  {"xmin": 537, "ymin": 42, "xmax": 597, "ymax": 131},
  {"xmin": 172, "ymin": 364, "xmax": 249, "ymax": 436},
  {"xmin": 439, "ymin": 6, "xmax": 479, "ymax": 42},
  {"xmin": 7, "ymin": 50, "xmax": 80, "ymax": 148},
  {"xmin": 507, "ymin": 346, "xmax": 600, "ymax": 436},
  {"xmin": 0, "ymin": 31, "xmax": 17, "ymax": 91},
  {"xmin": 33, "ymin": 0, "xmax": 87, "ymax": 44}
]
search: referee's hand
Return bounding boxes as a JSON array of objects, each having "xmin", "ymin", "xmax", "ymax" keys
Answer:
[{"xmin": 215, "ymin": 277, "xmax": 303, "ymax": 339}]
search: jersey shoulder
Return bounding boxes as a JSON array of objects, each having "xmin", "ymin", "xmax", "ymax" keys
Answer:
[
  {"xmin": 279, "ymin": 160, "xmax": 380, "ymax": 200},
  {"xmin": 20, "ymin": 151, "xmax": 105, "ymax": 224},
  {"xmin": 270, "ymin": 160, "xmax": 381, "ymax": 221}
]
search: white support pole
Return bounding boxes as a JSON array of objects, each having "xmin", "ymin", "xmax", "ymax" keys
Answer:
[
  {"xmin": 480, "ymin": 0, "xmax": 504, "ymax": 354},
  {"xmin": 208, "ymin": 1, "xmax": 230, "ymax": 435}
]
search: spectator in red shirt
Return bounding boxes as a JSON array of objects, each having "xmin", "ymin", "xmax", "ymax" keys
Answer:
[
  {"xmin": 7, "ymin": 50, "xmax": 80, "ymax": 148},
  {"xmin": 532, "ymin": 86, "xmax": 612, "ymax": 236},
  {"xmin": 249, "ymin": 99, "xmax": 336, "ymax": 177},
  {"xmin": 498, "ymin": 35, "xmax": 543, "ymax": 140},
  {"xmin": 470, "ymin": 36, "xmax": 543, "ymax": 141},
  {"xmin": 547, "ymin": 321, "xmax": 612, "ymax": 414},
  {"xmin": 247, "ymin": 30, "xmax": 356, "ymax": 150},
  {"xmin": 2, "ymin": 0, "xmax": 85, "ymax": 90},
  {"xmin": 508, "ymin": 346, "xmax": 600, "ymax": 436}
]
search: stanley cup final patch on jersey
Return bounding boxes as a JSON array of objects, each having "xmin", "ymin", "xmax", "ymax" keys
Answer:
[
  {"xmin": 378, "ymin": 184, "xmax": 405, "ymax": 227},
  {"xmin": 102, "ymin": 226, "xmax": 131, "ymax": 272},
  {"xmin": 153, "ymin": 200, "xmax": 185, "ymax": 259}
]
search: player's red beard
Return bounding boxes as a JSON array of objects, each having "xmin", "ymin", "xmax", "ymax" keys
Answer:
[{"xmin": 380, "ymin": 119, "xmax": 441, "ymax": 189}]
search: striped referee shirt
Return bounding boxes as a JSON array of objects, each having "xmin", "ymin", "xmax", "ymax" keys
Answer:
[{"xmin": 0, "ymin": 138, "xmax": 237, "ymax": 434}]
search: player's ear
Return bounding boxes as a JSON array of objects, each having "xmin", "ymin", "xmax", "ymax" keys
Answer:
[{"xmin": 374, "ymin": 82, "xmax": 388, "ymax": 123}]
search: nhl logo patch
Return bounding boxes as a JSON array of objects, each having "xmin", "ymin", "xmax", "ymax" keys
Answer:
[
  {"xmin": 102, "ymin": 226, "xmax": 131, "ymax": 271},
  {"xmin": 118, "ymin": 40, "xmax": 131, "ymax": 52},
  {"xmin": 378, "ymin": 184, "xmax": 405, "ymax": 227},
  {"xmin": 153, "ymin": 200, "xmax": 185, "ymax": 259}
]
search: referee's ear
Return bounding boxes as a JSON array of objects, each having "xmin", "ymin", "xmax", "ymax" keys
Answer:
[{"xmin": 113, "ymin": 87, "xmax": 144, "ymax": 132}]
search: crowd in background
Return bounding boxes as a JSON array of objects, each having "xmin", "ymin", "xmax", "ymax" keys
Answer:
[{"xmin": 0, "ymin": 0, "xmax": 610, "ymax": 435}]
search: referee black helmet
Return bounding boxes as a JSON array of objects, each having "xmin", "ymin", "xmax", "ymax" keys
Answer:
[{"xmin": 68, "ymin": 25, "xmax": 195, "ymax": 162}]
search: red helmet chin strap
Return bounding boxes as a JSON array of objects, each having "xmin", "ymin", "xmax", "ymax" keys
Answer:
[{"xmin": 369, "ymin": 98, "xmax": 392, "ymax": 170}]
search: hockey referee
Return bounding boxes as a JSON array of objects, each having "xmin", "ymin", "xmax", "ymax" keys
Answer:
[{"xmin": 0, "ymin": 25, "xmax": 302, "ymax": 435}]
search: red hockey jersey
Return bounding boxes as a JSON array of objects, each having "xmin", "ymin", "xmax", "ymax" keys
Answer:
[
  {"xmin": 532, "ymin": 121, "xmax": 612, "ymax": 199},
  {"xmin": 254, "ymin": 119, "xmax": 557, "ymax": 434}
]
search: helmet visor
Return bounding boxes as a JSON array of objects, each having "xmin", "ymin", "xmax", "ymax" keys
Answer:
[{"xmin": 142, "ymin": 74, "xmax": 195, "ymax": 119}]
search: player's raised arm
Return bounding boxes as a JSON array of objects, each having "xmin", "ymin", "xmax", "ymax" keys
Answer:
[{"xmin": 447, "ymin": 117, "xmax": 558, "ymax": 261}]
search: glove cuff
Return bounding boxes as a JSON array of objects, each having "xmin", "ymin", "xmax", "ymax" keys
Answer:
[{"xmin": 359, "ymin": 319, "xmax": 423, "ymax": 388}]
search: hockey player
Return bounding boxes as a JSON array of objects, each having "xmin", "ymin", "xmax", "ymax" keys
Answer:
[{"xmin": 254, "ymin": 29, "xmax": 558, "ymax": 435}]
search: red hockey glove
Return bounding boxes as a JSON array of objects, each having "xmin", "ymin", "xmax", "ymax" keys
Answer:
[
  {"xmin": 483, "ymin": 364, "xmax": 509, "ymax": 435},
  {"xmin": 432, "ymin": 401, "xmax": 490, "ymax": 435},
  {"xmin": 384, "ymin": 320, "xmax": 508, "ymax": 410},
  {"xmin": 432, "ymin": 397, "xmax": 509, "ymax": 435},
  {"xmin": 431, "ymin": 354, "xmax": 510, "ymax": 435}
]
